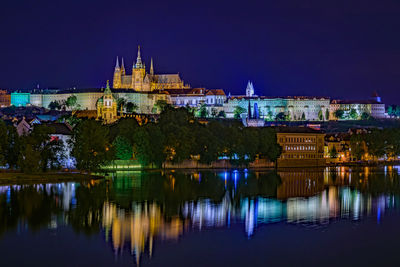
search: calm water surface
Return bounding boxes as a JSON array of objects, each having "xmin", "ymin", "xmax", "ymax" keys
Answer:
[{"xmin": 1, "ymin": 167, "xmax": 400, "ymax": 266}]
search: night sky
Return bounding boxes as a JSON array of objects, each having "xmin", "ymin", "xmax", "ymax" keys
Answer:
[{"xmin": 1, "ymin": 0, "xmax": 400, "ymax": 104}]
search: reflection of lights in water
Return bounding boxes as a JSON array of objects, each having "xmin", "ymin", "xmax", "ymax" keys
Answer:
[
  {"xmin": 341, "ymin": 188, "xmax": 351, "ymax": 218},
  {"xmin": 2, "ymin": 169, "xmax": 400, "ymax": 264},
  {"xmin": 353, "ymin": 192, "xmax": 361, "ymax": 220},
  {"xmin": 245, "ymin": 199, "xmax": 255, "ymax": 237},
  {"xmin": 234, "ymin": 171, "xmax": 238, "ymax": 191}
]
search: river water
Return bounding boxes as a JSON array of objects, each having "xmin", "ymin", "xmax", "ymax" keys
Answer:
[{"xmin": 1, "ymin": 166, "xmax": 400, "ymax": 266}]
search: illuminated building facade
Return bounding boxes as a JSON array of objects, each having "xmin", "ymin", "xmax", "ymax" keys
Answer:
[
  {"xmin": 26, "ymin": 89, "xmax": 170, "ymax": 114},
  {"xmin": 11, "ymin": 92, "xmax": 30, "ymax": 107},
  {"xmin": 113, "ymin": 46, "xmax": 190, "ymax": 91},
  {"xmin": 224, "ymin": 83, "xmax": 331, "ymax": 121},
  {"xmin": 168, "ymin": 88, "xmax": 226, "ymax": 111},
  {"xmin": 97, "ymin": 81, "xmax": 118, "ymax": 124},
  {"xmin": 276, "ymin": 127, "xmax": 326, "ymax": 167},
  {"xmin": 226, "ymin": 83, "xmax": 386, "ymax": 121},
  {"xmin": 0, "ymin": 90, "xmax": 10, "ymax": 107}
]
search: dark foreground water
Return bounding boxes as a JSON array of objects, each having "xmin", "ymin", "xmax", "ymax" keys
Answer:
[{"xmin": 1, "ymin": 167, "xmax": 400, "ymax": 266}]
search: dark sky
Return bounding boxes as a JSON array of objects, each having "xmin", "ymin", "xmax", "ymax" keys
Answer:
[{"xmin": 1, "ymin": 0, "xmax": 400, "ymax": 104}]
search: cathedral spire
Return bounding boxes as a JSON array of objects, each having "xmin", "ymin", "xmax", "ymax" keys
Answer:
[
  {"xmin": 135, "ymin": 45, "xmax": 143, "ymax": 68},
  {"xmin": 115, "ymin": 57, "xmax": 120, "ymax": 69},
  {"xmin": 150, "ymin": 57, "xmax": 154, "ymax": 75},
  {"xmin": 121, "ymin": 57, "xmax": 125, "ymax": 75}
]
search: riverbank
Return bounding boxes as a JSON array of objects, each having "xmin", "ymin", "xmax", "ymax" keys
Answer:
[
  {"xmin": 326, "ymin": 160, "xmax": 400, "ymax": 167},
  {"xmin": 0, "ymin": 171, "xmax": 103, "ymax": 185}
]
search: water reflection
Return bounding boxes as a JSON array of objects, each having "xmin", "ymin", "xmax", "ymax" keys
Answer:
[{"xmin": 1, "ymin": 167, "xmax": 400, "ymax": 265}]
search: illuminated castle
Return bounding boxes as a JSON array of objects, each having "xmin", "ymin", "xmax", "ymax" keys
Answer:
[{"xmin": 113, "ymin": 46, "xmax": 190, "ymax": 91}]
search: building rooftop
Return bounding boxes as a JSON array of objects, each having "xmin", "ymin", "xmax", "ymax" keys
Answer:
[
  {"xmin": 273, "ymin": 126, "xmax": 324, "ymax": 134},
  {"xmin": 44, "ymin": 122, "xmax": 73, "ymax": 135}
]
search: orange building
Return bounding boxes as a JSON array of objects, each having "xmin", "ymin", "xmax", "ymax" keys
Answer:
[
  {"xmin": 0, "ymin": 90, "xmax": 11, "ymax": 107},
  {"xmin": 276, "ymin": 127, "xmax": 326, "ymax": 167}
]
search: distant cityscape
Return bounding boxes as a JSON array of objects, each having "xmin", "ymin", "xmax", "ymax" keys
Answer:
[
  {"xmin": 1, "ymin": 47, "xmax": 400, "ymax": 171},
  {"xmin": 0, "ymin": 46, "xmax": 390, "ymax": 124}
]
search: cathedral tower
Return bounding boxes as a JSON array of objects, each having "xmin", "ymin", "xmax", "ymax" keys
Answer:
[
  {"xmin": 131, "ymin": 46, "xmax": 146, "ymax": 91},
  {"xmin": 113, "ymin": 57, "xmax": 122, "ymax": 88},
  {"xmin": 150, "ymin": 57, "xmax": 154, "ymax": 75},
  {"xmin": 246, "ymin": 81, "xmax": 255, "ymax": 97},
  {"xmin": 121, "ymin": 57, "xmax": 126, "ymax": 76}
]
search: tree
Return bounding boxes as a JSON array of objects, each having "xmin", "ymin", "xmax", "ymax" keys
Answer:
[
  {"xmin": 18, "ymin": 125, "xmax": 65, "ymax": 172},
  {"xmin": 158, "ymin": 107, "xmax": 196, "ymax": 163},
  {"xmin": 199, "ymin": 103, "xmax": 209, "ymax": 118},
  {"xmin": 275, "ymin": 112, "xmax": 286, "ymax": 121},
  {"xmin": 126, "ymin": 102, "xmax": 138, "ymax": 113},
  {"xmin": 361, "ymin": 112, "xmax": 371, "ymax": 120},
  {"xmin": 41, "ymin": 138, "xmax": 65, "ymax": 170},
  {"xmin": 71, "ymin": 120, "xmax": 113, "ymax": 173},
  {"xmin": 210, "ymin": 108, "xmax": 218, "ymax": 118},
  {"xmin": 48, "ymin": 101, "xmax": 61, "ymax": 110},
  {"xmin": 335, "ymin": 110, "xmax": 344, "ymax": 119},
  {"xmin": 113, "ymin": 136, "xmax": 132, "ymax": 160},
  {"xmin": 266, "ymin": 111, "xmax": 274, "ymax": 121},
  {"xmin": 0, "ymin": 120, "xmax": 8, "ymax": 165},
  {"xmin": 329, "ymin": 146, "xmax": 338, "ymax": 158},
  {"xmin": 117, "ymin": 97, "xmax": 127, "ymax": 112},
  {"xmin": 301, "ymin": 112, "xmax": 306, "ymax": 121},
  {"xmin": 109, "ymin": 118, "xmax": 139, "ymax": 144},
  {"xmin": 18, "ymin": 143, "xmax": 41, "ymax": 173},
  {"xmin": 318, "ymin": 110, "xmax": 323, "ymax": 121},
  {"xmin": 350, "ymin": 134, "xmax": 365, "ymax": 160},
  {"xmin": 133, "ymin": 124, "xmax": 165, "ymax": 167},
  {"xmin": 396, "ymin": 105, "xmax": 400, "ymax": 117},
  {"xmin": 66, "ymin": 95, "xmax": 77, "ymax": 109},
  {"xmin": 365, "ymin": 129, "xmax": 387, "ymax": 159},
  {"xmin": 349, "ymin": 108, "xmax": 358, "ymax": 120},
  {"xmin": 258, "ymin": 128, "xmax": 281, "ymax": 162},
  {"xmin": 3, "ymin": 125, "xmax": 21, "ymax": 169},
  {"xmin": 325, "ymin": 109, "xmax": 330, "ymax": 121},
  {"xmin": 217, "ymin": 110, "xmax": 226, "ymax": 118},
  {"xmin": 154, "ymin": 100, "xmax": 169, "ymax": 113},
  {"xmin": 233, "ymin": 106, "xmax": 246, "ymax": 119},
  {"xmin": 387, "ymin": 105, "xmax": 394, "ymax": 117}
]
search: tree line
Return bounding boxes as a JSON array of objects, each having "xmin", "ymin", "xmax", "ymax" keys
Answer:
[
  {"xmin": 0, "ymin": 121, "xmax": 65, "ymax": 172},
  {"xmin": 0, "ymin": 106, "xmax": 281, "ymax": 173},
  {"xmin": 71, "ymin": 106, "xmax": 282, "ymax": 172},
  {"xmin": 349, "ymin": 128, "xmax": 400, "ymax": 160}
]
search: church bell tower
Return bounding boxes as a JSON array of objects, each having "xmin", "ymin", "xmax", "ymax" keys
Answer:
[
  {"xmin": 113, "ymin": 57, "xmax": 122, "ymax": 88},
  {"xmin": 131, "ymin": 46, "xmax": 146, "ymax": 91}
]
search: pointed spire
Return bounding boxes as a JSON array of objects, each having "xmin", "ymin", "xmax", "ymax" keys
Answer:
[
  {"xmin": 150, "ymin": 57, "xmax": 154, "ymax": 75},
  {"xmin": 135, "ymin": 45, "xmax": 143, "ymax": 68},
  {"xmin": 121, "ymin": 57, "xmax": 125, "ymax": 75},
  {"xmin": 115, "ymin": 57, "xmax": 120, "ymax": 69},
  {"xmin": 105, "ymin": 80, "xmax": 112, "ymax": 94}
]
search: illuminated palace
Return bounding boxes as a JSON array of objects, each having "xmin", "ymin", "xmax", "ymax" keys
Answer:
[{"xmin": 113, "ymin": 46, "xmax": 190, "ymax": 91}]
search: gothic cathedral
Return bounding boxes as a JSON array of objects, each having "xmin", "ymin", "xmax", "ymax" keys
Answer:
[{"xmin": 112, "ymin": 46, "xmax": 190, "ymax": 91}]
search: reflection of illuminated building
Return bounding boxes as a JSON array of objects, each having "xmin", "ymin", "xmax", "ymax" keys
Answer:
[
  {"xmin": 182, "ymin": 192, "xmax": 231, "ymax": 229},
  {"xmin": 2, "ymin": 169, "xmax": 400, "ymax": 266},
  {"xmin": 102, "ymin": 201, "xmax": 183, "ymax": 265},
  {"xmin": 277, "ymin": 170, "xmax": 324, "ymax": 199}
]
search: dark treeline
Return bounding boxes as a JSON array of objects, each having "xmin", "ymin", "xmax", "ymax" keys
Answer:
[
  {"xmin": 0, "ymin": 107, "xmax": 281, "ymax": 173},
  {"xmin": 71, "ymin": 106, "xmax": 282, "ymax": 172},
  {"xmin": 0, "ymin": 122, "xmax": 65, "ymax": 172},
  {"xmin": 349, "ymin": 128, "xmax": 400, "ymax": 160}
]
